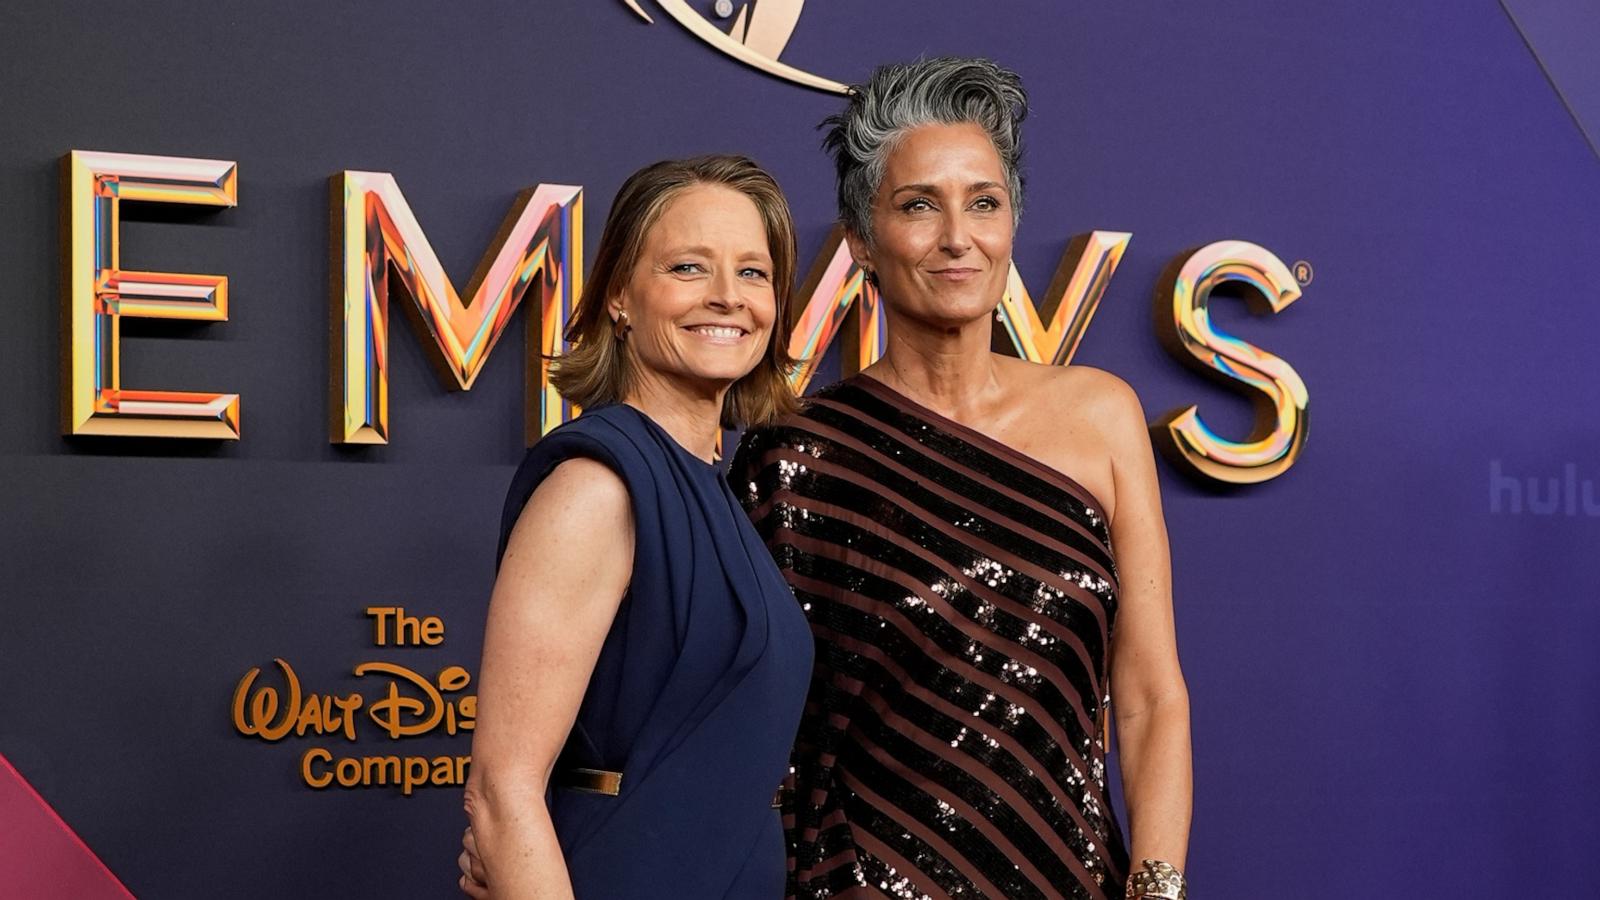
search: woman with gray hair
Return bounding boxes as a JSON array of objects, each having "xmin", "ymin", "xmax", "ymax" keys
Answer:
[{"xmin": 733, "ymin": 58, "xmax": 1194, "ymax": 899}]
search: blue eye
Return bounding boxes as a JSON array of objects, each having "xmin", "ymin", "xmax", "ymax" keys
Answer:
[
  {"xmin": 669, "ymin": 263, "xmax": 703, "ymax": 274},
  {"xmin": 739, "ymin": 267, "xmax": 771, "ymax": 280}
]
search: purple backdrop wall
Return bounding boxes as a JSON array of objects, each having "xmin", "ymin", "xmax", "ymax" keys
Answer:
[{"xmin": 1, "ymin": 1, "xmax": 1597, "ymax": 897}]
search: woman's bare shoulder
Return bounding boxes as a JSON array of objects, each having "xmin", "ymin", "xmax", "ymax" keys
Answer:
[
  {"xmin": 505, "ymin": 457, "xmax": 630, "ymax": 552},
  {"xmin": 999, "ymin": 356, "xmax": 1144, "ymax": 422},
  {"xmin": 539, "ymin": 456, "xmax": 628, "ymax": 499}
]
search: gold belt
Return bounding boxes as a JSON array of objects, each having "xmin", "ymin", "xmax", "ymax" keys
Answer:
[
  {"xmin": 556, "ymin": 768, "xmax": 789, "ymax": 808},
  {"xmin": 554, "ymin": 767, "xmax": 624, "ymax": 796}
]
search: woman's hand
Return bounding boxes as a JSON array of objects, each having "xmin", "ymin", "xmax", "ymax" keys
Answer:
[{"xmin": 458, "ymin": 825, "xmax": 489, "ymax": 898}]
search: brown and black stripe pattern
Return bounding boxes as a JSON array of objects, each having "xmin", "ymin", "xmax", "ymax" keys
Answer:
[{"xmin": 732, "ymin": 375, "xmax": 1129, "ymax": 900}]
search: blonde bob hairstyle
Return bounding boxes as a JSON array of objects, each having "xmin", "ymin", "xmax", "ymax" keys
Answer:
[{"xmin": 549, "ymin": 154, "xmax": 799, "ymax": 430}]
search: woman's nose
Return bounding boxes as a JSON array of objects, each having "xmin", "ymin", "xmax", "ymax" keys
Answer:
[
  {"xmin": 940, "ymin": 210, "xmax": 973, "ymax": 255},
  {"xmin": 705, "ymin": 269, "xmax": 746, "ymax": 310}
]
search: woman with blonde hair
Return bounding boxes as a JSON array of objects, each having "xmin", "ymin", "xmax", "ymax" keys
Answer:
[{"xmin": 461, "ymin": 154, "xmax": 813, "ymax": 899}]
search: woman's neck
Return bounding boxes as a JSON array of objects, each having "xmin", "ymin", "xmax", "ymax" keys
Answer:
[
  {"xmin": 621, "ymin": 371, "xmax": 725, "ymax": 462},
  {"xmin": 868, "ymin": 309, "xmax": 1002, "ymax": 418}
]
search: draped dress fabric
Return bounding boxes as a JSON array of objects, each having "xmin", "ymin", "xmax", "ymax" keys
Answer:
[
  {"xmin": 731, "ymin": 376, "xmax": 1130, "ymax": 900},
  {"xmin": 497, "ymin": 404, "xmax": 814, "ymax": 899}
]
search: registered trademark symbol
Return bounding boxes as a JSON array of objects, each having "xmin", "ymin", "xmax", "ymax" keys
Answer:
[{"xmin": 1292, "ymin": 260, "xmax": 1314, "ymax": 286}]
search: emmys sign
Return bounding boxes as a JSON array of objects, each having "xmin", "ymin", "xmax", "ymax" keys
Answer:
[{"xmin": 58, "ymin": 149, "xmax": 1308, "ymax": 485}]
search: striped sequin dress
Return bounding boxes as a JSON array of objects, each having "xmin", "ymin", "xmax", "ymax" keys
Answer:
[{"xmin": 732, "ymin": 374, "xmax": 1129, "ymax": 900}]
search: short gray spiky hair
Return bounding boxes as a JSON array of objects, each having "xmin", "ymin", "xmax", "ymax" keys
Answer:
[{"xmin": 821, "ymin": 57, "xmax": 1028, "ymax": 243}]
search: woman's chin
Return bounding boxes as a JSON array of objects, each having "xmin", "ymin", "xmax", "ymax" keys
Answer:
[
  {"xmin": 890, "ymin": 289, "xmax": 1001, "ymax": 327},
  {"xmin": 675, "ymin": 365, "xmax": 758, "ymax": 393},
  {"xmin": 905, "ymin": 305, "xmax": 996, "ymax": 332}
]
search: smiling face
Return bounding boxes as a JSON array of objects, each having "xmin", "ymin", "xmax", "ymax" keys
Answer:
[
  {"xmin": 610, "ymin": 182, "xmax": 778, "ymax": 400},
  {"xmin": 851, "ymin": 121, "xmax": 1015, "ymax": 328}
]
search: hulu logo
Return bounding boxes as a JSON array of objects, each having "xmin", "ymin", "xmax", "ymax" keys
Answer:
[{"xmin": 1489, "ymin": 461, "xmax": 1600, "ymax": 517}]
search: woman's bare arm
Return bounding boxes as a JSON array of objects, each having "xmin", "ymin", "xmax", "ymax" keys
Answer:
[
  {"xmin": 1098, "ymin": 374, "xmax": 1193, "ymax": 872},
  {"xmin": 462, "ymin": 458, "xmax": 634, "ymax": 899}
]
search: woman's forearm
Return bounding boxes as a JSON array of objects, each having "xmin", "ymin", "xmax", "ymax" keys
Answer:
[
  {"xmin": 467, "ymin": 775, "xmax": 575, "ymax": 900},
  {"xmin": 1115, "ymin": 690, "xmax": 1193, "ymax": 870}
]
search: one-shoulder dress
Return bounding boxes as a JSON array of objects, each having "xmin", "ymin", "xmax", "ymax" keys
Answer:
[
  {"xmin": 731, "ymin": 375, "xmax": 1130, "ymax": 900},
  {"xmin": 498, "ymin": 404, "xmax": 814, "ymax": 898}
]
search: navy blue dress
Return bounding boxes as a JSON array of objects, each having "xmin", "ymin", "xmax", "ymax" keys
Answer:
[{"xmin": 497, "ymin": 404, "xmax": 813, "ymax": 898}]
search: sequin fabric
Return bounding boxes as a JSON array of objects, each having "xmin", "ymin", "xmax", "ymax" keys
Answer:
[{"xmin": 731, "ymin": 376, "xmax": 1129, "ymax": 900}]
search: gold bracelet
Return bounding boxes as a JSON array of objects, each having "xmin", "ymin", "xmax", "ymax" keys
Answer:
[{"xmin": 1125, "ymin": 858, "xmax": 1186, "ymax": 900}]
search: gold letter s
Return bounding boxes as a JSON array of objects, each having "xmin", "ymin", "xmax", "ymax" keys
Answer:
[{"xmin": 1152, "ymin": 241, "xmax": 1309, "ymax": 484}]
